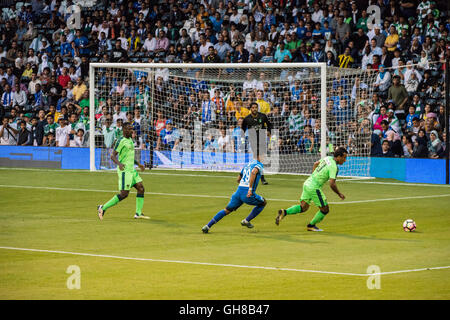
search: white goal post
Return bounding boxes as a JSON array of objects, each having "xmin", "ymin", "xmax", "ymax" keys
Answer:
[{"xmin": 89, "ymin": 62, "xmax": 372, "ymax": 177}]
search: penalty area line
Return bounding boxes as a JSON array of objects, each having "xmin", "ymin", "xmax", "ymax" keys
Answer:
[{"xmin": 1, "ymin": 246, "xmax": 449, "ymax": 277}]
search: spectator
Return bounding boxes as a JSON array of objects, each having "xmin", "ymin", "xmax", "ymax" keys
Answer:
[
  {"xmin": 98, "ymin": 31, "xmax": 112, "ymax": 55},
  {"xmin": 381, "ymin": 119, "xmax": 402, "ymax": 156},
  {"xmin": 73, "ymin": 128, "xmax": 88, "ymax": 147},
  {"xmin": 156, "ymin": 119, "xmax": 180, "ymax": 151},
  {"xmin": 54, "ymin": 116, "xmax": 68, "ymax": 147},
  {"xmin": 110, "ymin": 40, "xmax": 128, "ymax": 62},
  {"xmin": 17, "ymin": 120, "xmax": 30, "ymax": 146},
  {"xmin": 204, "ymin": 46, "xmax": 220, "ymax": 63},
  {"xmin": 1, "ymin": 84, "xmax": 14, "ymax": 111},
  {"xmin": 217, "ymin": 128, "xmax": 232, "ymax": 152},
  {"xmin": 412, "ymin": 129, "xmax": 429, "ymax": 158},
  {"xmin": 74, "ymin": 29, "xmax": 90, "ymax": 56},
  {"xmin": 380, "ymin": 139, "xmax": 394, "ymax": 157},
  {"xmin": 388, "ymin": 75, "xmax": 409, "ymax": 111},
  {"xmin": 274, "ymin": 42, "xmax": 291, "ymax": 63},
  {"xmin": 371, "ymin": 130, "xmax": 383, "ymax": 156},
  {"xmin": 385, "ymin": 26, "xmax": 399, "ymax": 52},
  {"xmin": 58, "ymin": 68, "xmax": 71, "ymax": 89},
  {"xmin": 288, "ymin": 105, "xmax": 304, "ymax": 139},
  {"xmin": 405, "ymin": 106, "xmax": 419, "ymax": 131},
  {"xmin": 0, "ymin": 116, "xmax": 18, "ymax": 145},
  {"xmin": 429, "ymin": 130, "xmax": 443, "ymax": 158},
  {"xmin": 335, "ymin": 16, "xmax": 351, "ymax": 46},
  {"xmin": 73, "ymin": 78, "xmax": 87, "ymax": 102},
  {"xmin": 214, "ymin": 34, "xmax": 233, "ymax": 61},
  {"xmin": 12, "ymin": 83, "xmax": 28, "ymax": 110},
  {"xmin": 402, "ymin": 135, "xmax": 414, "ymax": 157},
  {"xmin": 326, "ymin": 51, "xmax": 339, "ymax": 67},
  {"xmin": 373, "ymin": 65, "xmax": 391, "ymax": 95},
  {"xmin": 102, "ymin": 116, "xmax": 116, "ymax": 149},
  {"xmin": 28, "ymin": 116, "xmax": 44, "ymax": 146},
  {"xmin": 6, "ymin": 41, "xmax": 20, "ymax": 64},
  {"xmin": 43, "ymin": 130, "xmax": 56, "ymax": 146},
  {"xmin": 297, "ymin": 125, "xmax": 316, "ymax": 154},
  {"xmin": 373, "ymin": 106, "xmax": 389, "ymax": 131},
  {"xmin": 338, "ymin": 47, "xmax": 354, "ymax": 69},
  {"xmin": 232, "ymin": 41, "xmax": 249, "ymax": 63},
  {"xmin": 255, "ymin": 90, "xmax": 270, "ymax": 114},
  {"xmin": 142, "ymin": 32, "xmax": 157, "ymax": 53}
]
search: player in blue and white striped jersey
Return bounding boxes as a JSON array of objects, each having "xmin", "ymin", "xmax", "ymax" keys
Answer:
[{"xmin": 202, "ymin": 158, "xmax": 267, "ymax": 233}]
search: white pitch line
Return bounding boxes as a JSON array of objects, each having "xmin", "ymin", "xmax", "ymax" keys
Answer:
[
  {"xmin": 1, "ymin": 246, "xmax": 449, "ymax": 277},
  {"xmin": 0, "ymin": 167, "xmax": 301, "ymax": 181},
  {"xmin": 370, "ymin": 266, "xmax": 450, "ymax": 276},
  {"xmin": 330, "ymin": 194, "xmax": 450, "ymax": 204},
  {"xmin": 2, "ymin": 167, "xmax": 449, "ymax": 187},
  {"xmin": 0, "ymin": 184, "xmax": 449, "ymax": 204}
]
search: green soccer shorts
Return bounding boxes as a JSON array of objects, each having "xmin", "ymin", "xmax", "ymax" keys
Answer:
[
  {"xmin": 300, "ymin": 185, "xmax": 328, "ymax": 208},
  {"xmin": 118, "ymin": 169, "xmax": 143, "ymax": 191}
]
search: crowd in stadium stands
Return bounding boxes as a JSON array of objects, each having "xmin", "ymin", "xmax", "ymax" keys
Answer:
[{"xmin": 0, "ymin": 0, "xmax": 448, "ymax": 160}]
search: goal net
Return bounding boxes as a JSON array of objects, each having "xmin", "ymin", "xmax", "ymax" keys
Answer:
[{"xmin": 89, "ymin": 63, "xmax": 376, "ymax": 177}]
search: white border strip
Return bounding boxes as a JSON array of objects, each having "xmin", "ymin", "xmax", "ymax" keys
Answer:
[
  {"xmin": 89, "ymin": 62, "xmax": 327, "ymax": 69},
  {"xmin": 0, "ymin": 246, "xmax": 448, "ymax": 277},
  {"xmin": 0, "ymin": 184, "xmax": 449, "ymax": 204}
]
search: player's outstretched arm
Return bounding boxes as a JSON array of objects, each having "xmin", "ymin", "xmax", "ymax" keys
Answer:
[{"xmin": 329, "ymin": 179, "xmax": 345, "ymax": 200}]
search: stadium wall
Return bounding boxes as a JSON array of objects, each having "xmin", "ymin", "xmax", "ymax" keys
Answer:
[{"xmin": 0, "ymin": 146, "xmax": 446, "ymax": 184}]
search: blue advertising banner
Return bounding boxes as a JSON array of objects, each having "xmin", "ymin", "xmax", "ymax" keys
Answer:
[{"xmin": 0, "ymin": 146, "xmax": 446, "ymax": 184}]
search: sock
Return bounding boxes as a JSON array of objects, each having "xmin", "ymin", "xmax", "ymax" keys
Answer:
[
  {"xmin": 102, "ymin": 194, "xmax": 122, "ymax": 212},
  {"xmin": 286, "ymin": 205, "xmax": 302, "ymax": 215},
  {"xmin": 309, "ymin": 211, "xmax": 326, "ymax": 226},
  {"xmin": 245, "ymin": 205, "xmax": 264, "ymax": 222},
  {"xmin": 136, "ymin": 193, "xmax": 144, "ymax": 215},
  {"xmin": 207, "ymin": 209, "xmax": 227, "ymax": 228}
]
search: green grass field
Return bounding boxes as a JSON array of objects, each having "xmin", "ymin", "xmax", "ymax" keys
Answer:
[{"xmin": 0, "ymin": 168, "xmax": 449, "ymax": 300}]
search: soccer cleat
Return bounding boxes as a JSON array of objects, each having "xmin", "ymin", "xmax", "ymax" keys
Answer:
[
  {"xmin": 261, "ymin": 179, "xmax": 269, "ymax": 185},
  {"xmin": 202, "ymin": 225, "xmax": 210, "ymax": 233},
  {"xmin": 134, "ymin": 213, "xmax": 150, "ymax": 219},
  {"xmin": 275, "ymin": 209, "xmax": 286, "ymax": 225},
  {"xmin": 307, "ymin": 225, "xmax": 323, "ymax": 232},
  {"xmin": 241, "ymin": 219, "xmax": 254, "ymax": 228},
  {"xmin": 97, "ymin": 205, "xmax": 104, "ymax": 220}
]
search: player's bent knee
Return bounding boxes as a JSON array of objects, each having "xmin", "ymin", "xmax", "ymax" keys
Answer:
[
  {"xmin": 119, "ymin": 191, "xmax": 129, "ymax": 199},
  {"xmin": 261, "ymin": 199, "xmax": 267, "ymax": 207},
  {"xmin": 320, "ymin": 207, "xmax": 330, "ymax": 215}
]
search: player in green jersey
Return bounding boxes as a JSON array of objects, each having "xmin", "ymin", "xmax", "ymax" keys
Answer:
[
  {"xmin": 97, "ymin": 122, "xmax": 149, "ymax": 220},
  {"xmin": 275, "ymin": 147, "xmax": 348, "ymax": 231}
]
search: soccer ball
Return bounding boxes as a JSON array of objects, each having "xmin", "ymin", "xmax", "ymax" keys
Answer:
[{"xmin": 403, "ymin": 219, "xmax": 416, "ymax": 232}]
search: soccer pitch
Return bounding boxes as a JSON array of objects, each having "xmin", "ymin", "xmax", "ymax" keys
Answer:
[{"xmin": 0, "ymin": 168, "xmax": 449, "ymax": 300}]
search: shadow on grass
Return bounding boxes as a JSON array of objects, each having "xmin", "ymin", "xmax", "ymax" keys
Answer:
[
  {"xmin": 321, "ymin": 232, "xmax": 423, "ymax": 242},
  {"xmin": 204, "ymin": 230, "xmax": 327, "ymax": 244},
  {"xmin": 251, "ymin": 233, "xmax": 326, "ymax": 244}
]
